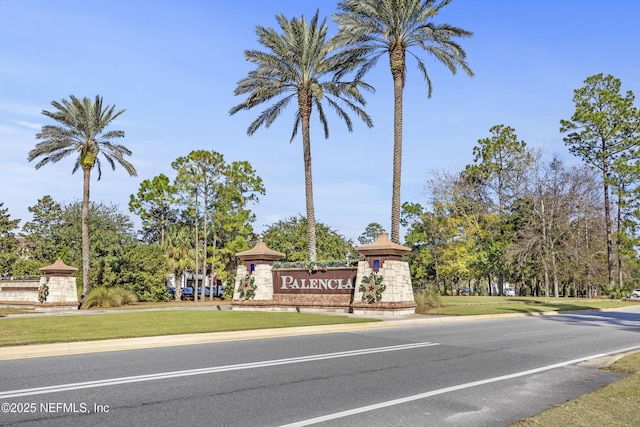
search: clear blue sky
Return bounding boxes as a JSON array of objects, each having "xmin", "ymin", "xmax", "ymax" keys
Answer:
[{"xmin": 2, "ymin": 0, "xmax": 639, "ymax": 242}]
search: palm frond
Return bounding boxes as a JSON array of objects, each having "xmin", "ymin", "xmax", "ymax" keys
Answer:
[
  {"xmin": 243, "ymin": 94, "xmax": 296, "ymax": 136},
  {"xmin": 333, "ymin": 0, "xmax": 474, "ymax": 89},
  {"xmin": 290, "ymin": 113, "xmax": 301, "ymax": 143},
  {"xmin": 314, "ymin": 98, "xmax": 331, "ymax": 138},
  {"xmin": 231, "ymin": 10, "xmax": 373, "ymax": 142},
  {"xmin": 29, "ymin": 95, "xmax": 135, "ymax": 178}
]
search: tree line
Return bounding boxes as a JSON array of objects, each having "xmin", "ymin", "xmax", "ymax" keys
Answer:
[
  {"xmin": 0, "ymin": 195, "xmax": 355, "ymax": 302},
  {"xmin": 2, "ymin": 74, "xmax": 639, "ymax": 302},
  {"xmin": 403, "ymin": 74, "xmax": 640, "ymax": 298}
]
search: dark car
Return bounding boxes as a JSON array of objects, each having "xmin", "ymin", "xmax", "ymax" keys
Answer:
[
  {"xmin": 196, "ymin": 286, "xmax": 225, "ymax": 298},
  {"xmin": 168, "ymin": 285, "xmax": 194, "ymax": 300},
  {"xmin": 168, "ymin": 285, "xmax": 223, "ymax": 300}
]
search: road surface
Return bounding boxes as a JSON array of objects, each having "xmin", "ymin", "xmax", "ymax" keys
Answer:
[{"xmin": 0, "ymin": 307, "xmax": 638, "ymax": 426}]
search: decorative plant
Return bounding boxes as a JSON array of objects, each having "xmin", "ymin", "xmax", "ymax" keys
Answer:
[
  {"xmin": 81, "ymin": 286, "xmax": 137, "ymax": 309},
  {"xmin": 238, "ymin": 274, "xmax": 257, "ymax": 300},
  {"xmin": 38, "ymin": 281, "xmax": 49, "ymax": 303},
  {"xmin": 359, "ymin": 272, "xmax": 385, "ymax": 304},
  {"xmin": 273, "ymin": 259, "xmax": 360, "ymax": 271}
]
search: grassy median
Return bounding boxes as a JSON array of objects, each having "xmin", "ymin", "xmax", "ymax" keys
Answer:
[
  {"xmin": 1, "ymin": 297, "xmax": 637, "ymax": 346},
  {"xmin": 421, "ymin": 296, "xmax": 636, "ymax": 316},
  {"xmin": 0, "ymin": 308, "xmax": 375, "ymax": 347},
  {"xmin": 511, "ymin": 351, "xmax": 640, "ymax": 427}
]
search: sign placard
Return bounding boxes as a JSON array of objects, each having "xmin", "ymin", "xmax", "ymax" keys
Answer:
[{"xmin": 272, "ymin": 269, "xmax": 357, "ymax": 294}]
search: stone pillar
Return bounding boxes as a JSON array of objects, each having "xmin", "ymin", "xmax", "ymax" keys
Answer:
[
  {"xmin": 38, "ymin": 259, "xmax": 79, "ymax": 308},
  {"xmin": 352, "ymin": 233, "xmax": 416, "ymax": 316},
  {"xmin": 232, "ymin": 241, "xmax": 284, "ymax": 309}
]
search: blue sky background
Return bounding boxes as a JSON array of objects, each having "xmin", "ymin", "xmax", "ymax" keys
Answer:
[{"xmin": 2, "ymin": 0, "xmax": 640, "ymax": 243}]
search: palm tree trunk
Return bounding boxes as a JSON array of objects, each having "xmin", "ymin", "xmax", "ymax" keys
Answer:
[
  {"xmin": 299, "ymin": 89, "xmax": 317, "ymax": 261},
  {"xmin": 81, "ymin": 166, "xmax": 91, "ymax": 298},
  {"xmin": 390, "ymin": 46, "xmax": 405, "ymax": 244},
  {"xmin": 194, "ymin": 193, "xmax": 199, "ymax": 302},
  {"xmin": 210, "ymin": 230, "xmax": 217, "ymax": 301},
  {"xmin": 176, "ymin": 273, "xmax": 181, "ymax": 302}
]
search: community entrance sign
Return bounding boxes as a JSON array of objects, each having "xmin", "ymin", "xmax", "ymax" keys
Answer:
[{"xmin": 232, "ymin": 234, "xmax": 416, "ymax": 316}]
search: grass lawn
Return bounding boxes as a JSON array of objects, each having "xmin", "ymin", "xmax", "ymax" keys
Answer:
[
  {"xmin": 421, "ymin": 296, "xmax": 637, "ymax": 316},
  {"xmin": 512, "ymin": 351, "xmax": 640, "ymax": 426},
  {"xmin": 0, "ymin": 309, "xmax": 376, "ymax": 347},
  {"xmin": 1, "ymin": 297, "xmax": 637, "ymax": 346}
]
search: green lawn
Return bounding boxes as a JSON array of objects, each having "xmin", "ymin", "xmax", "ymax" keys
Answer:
[
  {"xmin": 1, "ymin": 297, "xmax": 636, "ymax": 347},
  {"xmin": 512, "ymin": 352, "xmax": 640, "ymax": 426},
  {"xmin": 422, "ymin": 297, "xmax": 636, "ymax": 316},
  {"xmin": 0, "ymin": 310, "xmax": 375, "ymax": 347}
]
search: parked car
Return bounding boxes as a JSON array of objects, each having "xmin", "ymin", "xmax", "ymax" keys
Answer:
[
  {"xmin": 168, "ymin": 285, "xmax": 194, "ymax": 300},
  {"xmin": 504, "ymin": 287, "xmax": 516, "ymax": 296},
  {"xmin": 168, "ymin": 284, "xmax": 224, "ymax": 300},
  {"xmin": 630, "ymin": 289, "xmax": 640, "ymax": 299},
  {"xmin": 196, "ymin": 286, "xmax": 211, "ymax": 298}
]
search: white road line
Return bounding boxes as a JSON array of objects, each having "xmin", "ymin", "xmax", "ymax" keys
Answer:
[
  {"xmin": 0, "ymin": 341, "xmax": 439, "ymax": 399},
  {"xmin": 280, "ymin": 344, "xmax": 640, "ymax": 427}
]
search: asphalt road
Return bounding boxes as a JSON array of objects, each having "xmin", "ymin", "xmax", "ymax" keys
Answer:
[{"xmin": 0, "ymin": 307, "xmax": 638, "ymax": 426}]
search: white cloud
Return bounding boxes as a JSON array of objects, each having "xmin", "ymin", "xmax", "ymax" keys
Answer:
[
  {"xmin": 12, "ymin": 119, "xmax": 41, "ymax": 130},
  {"xmin": 0, "ymin": 101, "xmax": 41, "ymax": 117}
]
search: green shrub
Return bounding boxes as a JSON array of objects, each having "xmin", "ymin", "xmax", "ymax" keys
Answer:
[
  {"xmin": 111, "ymin": 287, "xmax": 138, "ymax": 305},
  {"xmin": 82, "ymin": 287, "xmax": 120, "ymax": 309},
  {"xmin": 413, "ymin": 288, "xmax": 442, "ymax": 307},
  {"xmin": 222, "ymin": 283, "xmax": 234, "ymax": 300},
  {"xmin": 82, "ymin": 286, "xmax": 137, "ymax": 309},
  {"xmin": 604, "ymin": 285, "xmax": 631, "ymax": 300}
]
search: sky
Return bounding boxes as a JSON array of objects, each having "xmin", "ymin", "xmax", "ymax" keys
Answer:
[{"xmin": 2, "ymin": 0, "xmax": 640, "ymax": 243}]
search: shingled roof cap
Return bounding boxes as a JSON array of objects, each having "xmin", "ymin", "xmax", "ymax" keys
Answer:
[
  {"xmin": 39, "ymin": 259, "xmax": 78, "ymax": 275},
  {"xmin": 235, "ymin": 240, "xmax": 285, "ymax": 261},
  {"xmin": 355, "ymin": 232, "xmax": 410, "ymax": 256}
]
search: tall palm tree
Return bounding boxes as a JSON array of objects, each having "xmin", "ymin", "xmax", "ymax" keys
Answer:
[
  {"xmin": 333, "ymin": 0, "xmax": 474, "ymax": 243},
  {"xmin": 28, "ymin": 95, "xmax": 136, "ymax": 297},
  {"xmin": 230, "ymin": 11, "xmax": 373, "ymax": 261}
]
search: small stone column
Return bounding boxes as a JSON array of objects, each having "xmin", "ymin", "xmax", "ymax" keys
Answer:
[
  {"xmin": 232, "ymin": 241, "xmax": 285, "ymax": 308},
  {"xmin": 353, "ymin": 233, "xmax": 416, "ymax": 316},
  {"xmin": 38, "ymin": 259, "xmax": 79, "ymax": 307}
]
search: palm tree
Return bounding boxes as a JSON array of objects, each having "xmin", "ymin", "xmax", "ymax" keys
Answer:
[
  {"xmin": 230, "ymin": 11, "xmax": 373, "ymax": 261},
  {"xmin": 163, "ymin": 224, "xmax": 196, "ymax": 301},
  {"xmin": 28, "ymin": 95, "xmax": 136, "ymax": 297},
  {"xmin": 333, "ymin": 0, "xmax": 474, "ymax": 243}
]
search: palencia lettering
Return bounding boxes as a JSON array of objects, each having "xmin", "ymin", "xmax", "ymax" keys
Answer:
[{"xmin": 280, "ymin": 276, "xmax": 354, "ymax": 290}]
